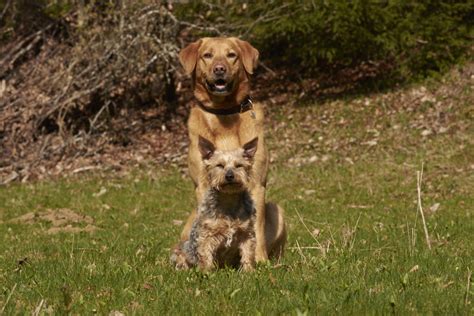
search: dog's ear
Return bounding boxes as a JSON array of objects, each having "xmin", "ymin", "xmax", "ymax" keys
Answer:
[
  {"xmin": 198, "ymin": 136, "xmax": 215, "ymax": 160},
  {"xmin": 242, "ymin": 137, "xmax": 258, "ymax": 160},
  {"xmin": 179, "ymin": 39, "xmax": 202, "ymax": 75},
  {"xmin": 233, "ymin": 38, "xmax": 259, "ymax": 75}
]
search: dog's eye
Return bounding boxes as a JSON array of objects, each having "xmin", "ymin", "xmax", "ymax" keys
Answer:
[
  {"xmin": 227, "ymin": 52, "xmax": 237, "ymax": 58},
  {"xmin": 217, "ymin": 164, "xmax": 224, "ymax": 169},
  {"xmin": 203, "ymin": 53, "xmax": 213, "ymax": 59},
  {"xmin": 235, "ymin": 164, "xmax": 243, "ymax": 168}
]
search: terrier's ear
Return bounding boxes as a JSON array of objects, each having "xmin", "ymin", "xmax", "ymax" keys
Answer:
[
  {"xmin": 232, "ymin": 38, "xmax": 259, "ymax": 75},
  {"xmin": 179, "ymin": 39, "xmax": 202, "ymax": 75},
  {"xmin": 242, "ymin": 137, "xmax": 258, "ymax": 160},
  {"xmin": 198, "ymin": 136, "xmax": 215, "ymax": 160}
]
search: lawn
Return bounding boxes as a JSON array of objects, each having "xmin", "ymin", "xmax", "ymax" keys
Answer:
[{"xmin": 0, "ymin": 65, "xmax": 473, "ymax": 314}]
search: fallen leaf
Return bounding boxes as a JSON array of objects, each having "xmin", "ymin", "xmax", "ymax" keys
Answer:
[
  {"xmin": 2, "ymin": 171, "xmax": 19, "ymax": 185},
  {"xmin": 93, "ymin": 187, "xmax": 107, "ymax": 197},
  {"xmin": 321, "ymin": 155, "xmax": 331, "ymax": 162},
  {"xmin": 345, "ymin": 157, "xmax": 354, "ymax": 165},
  {"xmin": 348, "ymin": 204, "xmax": 373, "ymax": 209},
  {"xmin": 438, "ymin": 126, "xmax": 448, "ymax": 134},
  {"xmin": 143, "ymin": 283, "xmax": 153, "ymax": 290},
  {"xmin": 421, "ymin": 129, "xmax": 432, "ymax": 136},
  {"xmin": 172, "ymin": 220, "xmax": 183, "ymax": 226},
  {"xmin": 312, "ymin": 228, "xmax": 321, "ymax": 237},
  {"xmin": 429, "ymin": 203, "xmax": 440, "ymax": 213},
  {"xmin": 362, "ymin": 140, "xmax": 378, "ymax": 146},
  {"xmin": 8, "ymin": 209, "xmax": 97, "ymax": 234}
]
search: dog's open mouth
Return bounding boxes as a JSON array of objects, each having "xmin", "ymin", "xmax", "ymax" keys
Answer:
[{"xmin": 206, "ymin": 79, "xmax": 232, "ymax": 94}]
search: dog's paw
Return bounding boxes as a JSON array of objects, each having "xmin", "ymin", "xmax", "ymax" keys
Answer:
[
  {"xmin": 240, "ymin": 262, "xmax": 255, "ymax": 272},
  {"xmin": 170, "ymin": 246, "xmax": 192, "ymax": 270}
]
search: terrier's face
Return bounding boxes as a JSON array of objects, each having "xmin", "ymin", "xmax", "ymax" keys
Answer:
[{"xmin": 198, "ymin": 137, "xmax": 258, "ymax": 194}]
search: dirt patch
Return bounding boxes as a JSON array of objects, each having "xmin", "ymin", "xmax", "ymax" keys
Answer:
[{"xmin": 6, "ymin": 208, "xmax": 98, "ymax": 234}]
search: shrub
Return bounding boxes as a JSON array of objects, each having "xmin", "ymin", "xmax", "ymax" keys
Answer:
[
  {"xmin": 176, "ymin": 1, "xmax": 473, "ymax": 82},
  {"xmin": 1, "ymin": 2, "xmax": 181, "ymax": 136}
]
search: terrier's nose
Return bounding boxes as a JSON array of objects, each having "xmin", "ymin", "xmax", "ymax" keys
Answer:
[
  {"xmin": 213, "ymin": 63, "xmax": 226, "ymax": 76},
  {"xmin": 225, "ymin": 170, "xmax": 234, "ymax": 182}
]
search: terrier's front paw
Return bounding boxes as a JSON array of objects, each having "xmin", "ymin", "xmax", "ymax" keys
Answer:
[
  {"xmin": 197, "ymin": 259, "xmax": 215, "ymax": 272},
  {"xmin": 240, "ymin": 262, "xmax": 255, "ymax": 272},
  {"xmin": 170, "ymin": 246, "xmax": 191, "ymax": 270}
]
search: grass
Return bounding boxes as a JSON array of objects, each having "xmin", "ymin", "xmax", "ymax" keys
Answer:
[{"xmin": 1, "ymin": 67, "xmax": 473, "ymax": 314}]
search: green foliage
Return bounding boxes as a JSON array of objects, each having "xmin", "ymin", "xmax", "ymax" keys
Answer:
[
  {"xmin": 176, "ymin": 0, "xmax": 473, "ymax": 81},
  {"xmin": 253, "ymin": 1, "xmax": 472, "ymax": 79}
]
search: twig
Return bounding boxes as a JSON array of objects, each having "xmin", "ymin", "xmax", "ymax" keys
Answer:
[
  {"xmin": 240, "ymin": 3, "xmax": 292, "ymax": 38},
  {"xmin": 294, "ymin": 239, "xmax": 307, "ymax": 262},
  {"xmin": 405, "ymin": 218, "xmax": 416, "ymax": 256},
  {"xmin": 0, "ymin": 283, "xmax": 17, "ymax": 314},
  {"xmin": 258, "ymin": 61, "xmax": 277, "ymax": 77},
  {"xmin": 348, "ymin": 204, "xmax": 373, "ymax": 209},
  {"xmin": 89, "ymin": 101, "xmax": 110, "ymax": 131},
  {"xmin": 0, "ymin": 24, "xmax": 52, "ymax": 70},
  {"xmin": 416, "ymin": 163, "xmax": 431, "ymax": 250},
  {"xmin": 349, "ymin": 213, "xmax": 361, "ymax": 252},
  {"xmin": 178, "ymin": 20, "xmax": 222, "ymax": 35},
  {"xmin": 295, "ymin": 209, "xmax": 322, "ymax": 248},
  {"xmin": 0, "ymin": 0, "xmax": 12, "ymax": 23},
  {"xmin": 6, "ymin": 35, "xmax": 42, "ymax": 69},
  {"xmin": 466, "ymin": 268, "xmax": 472, "ymax": 306},
  {"xmin": 0, "ymin": 32, "xmax": 38, "ymax": 66},
  {"xmin": 72, "ymin": 166, "xmax": 100, "ymax": 174},
  {"xmin": 32, "ymin": 299, "xmax": 45, "ymax": 316}
]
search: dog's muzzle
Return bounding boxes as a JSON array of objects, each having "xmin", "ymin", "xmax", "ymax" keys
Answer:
[{"xmin": 206, "ymin": 78, "xmax": 233, "ymax": 95}]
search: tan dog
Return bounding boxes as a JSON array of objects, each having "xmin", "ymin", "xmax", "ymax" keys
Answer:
[{"xmin": 178, "ymin": 37, "xmax": 286, "ymax": 262}]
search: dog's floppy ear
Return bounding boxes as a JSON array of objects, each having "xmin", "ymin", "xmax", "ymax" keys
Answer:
[
  {"xmin": 242, "ymin": 137, "xmax": 258, "ymax": 160},
  {"xmin": 233, "ymin": 38, "xmax": 259, "ymax": 74},
  {"xmin": 179, "ymin": 39, "xmax": 202, "ymax": 75},
  {"xmin": 198, "ymin": 136, "xmax": 216, "ymax": 160}
]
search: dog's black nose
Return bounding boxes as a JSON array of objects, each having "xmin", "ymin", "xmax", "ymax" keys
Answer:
[
  {"xmin": 225, "ymin": 170, "xmax": 234, "ymax": 182},
  {"xmin": 213, "ymin": 63, "xmax": 226, "ymax": 76}
]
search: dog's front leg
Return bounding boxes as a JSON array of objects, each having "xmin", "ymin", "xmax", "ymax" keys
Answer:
[
  {"xmin": 196, "ymin": 245, "xmax": 215, "ymax": 272},
  {"xmin": 251, "ymin": 184, "xmax": 268, "ymax": 262},
  {"xmin": 239, "ymin": 236, "xmax": 256, "ymax": 271},
  {"xmin": 196, "ymin": 235, "xmax": 222, "ymax": 272}
]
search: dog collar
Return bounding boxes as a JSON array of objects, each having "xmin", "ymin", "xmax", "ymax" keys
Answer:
[{"xmin": 196, "ymin": 96, "xmax": 254, "ymax": 116}]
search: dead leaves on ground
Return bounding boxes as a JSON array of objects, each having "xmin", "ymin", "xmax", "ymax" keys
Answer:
[
  {"xmin": 268, "ymin": 62, "xmax": 473, "ymax": 168},
  {"xmin": 4, "ymin": 208, "xmax": 97, "ymax": 234}
]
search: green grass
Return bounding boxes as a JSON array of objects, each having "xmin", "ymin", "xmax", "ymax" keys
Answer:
[{"xmin": 1, "ymin": 68, "xmax": 473, "ymax": 314}]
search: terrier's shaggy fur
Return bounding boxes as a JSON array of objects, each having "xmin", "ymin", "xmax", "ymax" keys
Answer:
[{"xmin": 171, "ymin": 136, "xmax": 259, "ymax": 271}]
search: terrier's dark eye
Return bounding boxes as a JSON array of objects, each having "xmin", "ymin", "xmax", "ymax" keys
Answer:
[
  {"xmin": 203, "ymin": 52, "xmax": 213, "ymax": 59},
  {"xmin": 216, "ymin": 164, "xmax": 224, "ymax": 168},
  {"xmin": 235, "ymin": 164, "xmax": 243, "ymax": 168},
  {"xmin": 227, "ymin": 52, "xmax": 237, "ymax": 58}
]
